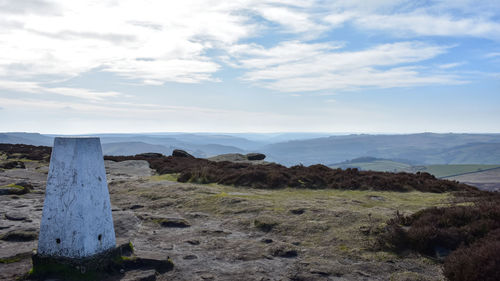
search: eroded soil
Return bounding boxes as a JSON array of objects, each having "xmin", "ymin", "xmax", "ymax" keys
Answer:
[{"xmin": 0, "ymin": 158, "xmax": 448, "ymax": 280}]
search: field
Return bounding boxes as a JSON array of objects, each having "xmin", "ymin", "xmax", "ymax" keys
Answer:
[
  {"xmin": 446, "ymin": 167, "xmax": 500, "ymax": 192},
  {"xmin": 330, "ymin": 158, "xmax": 500, "ymax": 191},
  {"xmin": 415, "ymin": 164, "xmax": 500, "ymax": 178},
  {"xmin": 330, "ymin": 159, "xmax": 413, "ymax": 173}
]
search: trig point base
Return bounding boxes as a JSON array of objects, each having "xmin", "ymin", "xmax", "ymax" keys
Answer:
[{"xmin": 30, "ymin": 137, "xmax": 173, "ymax": 279}]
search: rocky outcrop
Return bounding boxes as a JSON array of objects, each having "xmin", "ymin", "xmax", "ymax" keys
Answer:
[
  {"xmin": 246, "ymin": 153, "xmax": 266, "ymax": 161},
  {"xmin": 172, "ymin": 149, "xmax": 194, "ymax": 158}
]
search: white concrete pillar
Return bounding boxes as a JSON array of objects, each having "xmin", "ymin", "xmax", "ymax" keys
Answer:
[{"xmin": 38, "ymin": 137, "xmax": 116, "ymax": 258}]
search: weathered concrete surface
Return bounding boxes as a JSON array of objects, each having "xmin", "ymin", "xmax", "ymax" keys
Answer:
[{"xmin": 37, "ymin": 137, "xmax": 116, "ymax": 258}]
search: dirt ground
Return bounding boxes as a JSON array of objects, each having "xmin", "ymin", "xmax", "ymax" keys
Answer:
[{"xmin": 0, "ymin": 158, "xmax": 449, "ymax": 281}]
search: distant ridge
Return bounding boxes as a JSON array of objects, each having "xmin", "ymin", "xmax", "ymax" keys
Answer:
[{"xmin": 1, "ymin": 132, "xmax": 500, "ymax": 166}]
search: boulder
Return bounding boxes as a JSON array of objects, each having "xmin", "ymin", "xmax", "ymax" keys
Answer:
[
  {"xmin": 246, "ymin": 153, "xmax": 266, "ymax": 161},
  {"xmin": 172, "ymin": 149, "xmax": 194, "ymax": 158}
]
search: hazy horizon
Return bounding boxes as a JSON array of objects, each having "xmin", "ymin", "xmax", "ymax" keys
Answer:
[{"xmin": 3, "ymin": 131, "xmax": 500, "ymax": 136}]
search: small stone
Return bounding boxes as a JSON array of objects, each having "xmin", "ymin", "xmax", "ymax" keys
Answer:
[
  {"xmin": 186, "ymin": 240, "xmax": 200, "ymax": 245},
  {"xmin": 183, "ymin": 254, "xmax": 198, "ymax": 260},
  {"xmin": 5, "ymin": 212, "xmax": 28, "ymax": 221}
]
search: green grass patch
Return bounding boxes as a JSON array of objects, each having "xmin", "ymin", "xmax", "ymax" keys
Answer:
[
  {"xmin": 215, "ymin": 191, "xmax": 229, "ymax": 198},
  {"xmin": 5, "ymin": 183, "xmax": 24, "ymax": 189},
  {"xmin": 150, "ymin": 173, "xmax": 180, "ymax": 182}
]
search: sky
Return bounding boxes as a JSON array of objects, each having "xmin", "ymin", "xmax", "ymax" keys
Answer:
[{"xmin": 0, "ymin": 0, "xmax": 499, "ymax": 134}]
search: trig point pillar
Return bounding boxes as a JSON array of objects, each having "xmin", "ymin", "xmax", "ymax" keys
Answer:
[{"xmin": 38, "ymin": 137, "xmax": 116, "ymax": 258}]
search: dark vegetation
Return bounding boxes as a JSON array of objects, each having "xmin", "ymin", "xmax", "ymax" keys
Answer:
[
  {"xmin": 0, "ymin": 160, "xmax": 26, "ymax": 169},
  {"xmin": 0, "ymin": 229, "xmax": 38, "ymax": 242},
  {"xmin": 105, "ymin": 154, "xmax": 475, "ymax": 193},
  {"xmin": 0, "ymin": 143, "xmax": 51, "ymax": 161},
  {"xmin": 28, "ymin": 242, "xmax": 173, "ymax": 281},
  {"xmin": 379, "ymin": 190, "xmax": 500, "ymax": 281}
]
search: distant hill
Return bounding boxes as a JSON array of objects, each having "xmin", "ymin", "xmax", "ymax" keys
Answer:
[
  {"xmin": 102, "ymin": 142, "xmax": 171, "ymax": 156},
  {"xmin": 102, "ymin": 141, "xmax": 243, "ymax": 158},
  {"xmin": 95, "ymin": 133, "xmax": 263, "ymax": 150},
  {"xmin": 262, "ymin": 133, "xmax": 500, "ymax": 165},
  {"xmin": 2, "ymin": 132, "xmax": 500, "ymax": 166},
  {"xmin": 329, "ymin": 157, "xmax": 413, "ymax": 172},
  {"xmin": 0, "ymin": 132, "xmax": 53, "ymax": 146},
  {"xmin": 191, "ymin": 144, "xmax": 244, "ymax": 158},
  {"xmin": 434, "ymin": 142, "xmax": 500, "ymax": 164}
]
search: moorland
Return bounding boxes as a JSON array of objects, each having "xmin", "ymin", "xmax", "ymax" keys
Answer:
[{"xmin": 1, "ymin": 144, "xmax": 499, "ymax": 280}]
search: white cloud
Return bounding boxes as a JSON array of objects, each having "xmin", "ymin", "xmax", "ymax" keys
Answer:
[
  {"xmin": 323, "ymin": 12, "xmax": 354, "ymax": 27},
  {"xmin": 438, "ymin": 62, "xmax": 465, "ymax": 69},
  {"xmin": 0, "ymin": 0, "xmax": 497, "ymax": 96},
  {"xmin": 0, "ymin": 0, "xmax": 60, "ymax": 15},
  {"xmin": 0, "ymin": 80, "xmax": 122, "ymax": 101},
  {"xmin": 235, "ymin": 41, "xmax": 459, "ymax": 92},
  {"xmin": 251, "ymin": 4, "xmax": 327, "ymax": 35},
  {"xmin": 320, "ymin": 1, "xmax": 500, "ymax": 39},
  {"xmin": 354, "ymin": 13, "xmax": 500, "ymax": 38},
  {"xmin": 0, "ymin": 0, "xmax": 260, "ymax": 84},
  {"xmin": 226, "ymin": 41, "xmax": 343, "ymax": 69}
]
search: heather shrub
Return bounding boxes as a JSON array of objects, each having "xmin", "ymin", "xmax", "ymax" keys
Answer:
[
  {"xmin": 104, "ymin": 154, "xmax": 475, "ymax": 193},
  {"xmin": 0, "ymin": 143, "xmax": 51, "ymax": 161},
  {"xmin": 380, "ymin": 192, "xmax": 500, "ymax": 280},
  {"xmin": 443, "ymin": 229, "xmax": 500, "ymax": 281}
]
